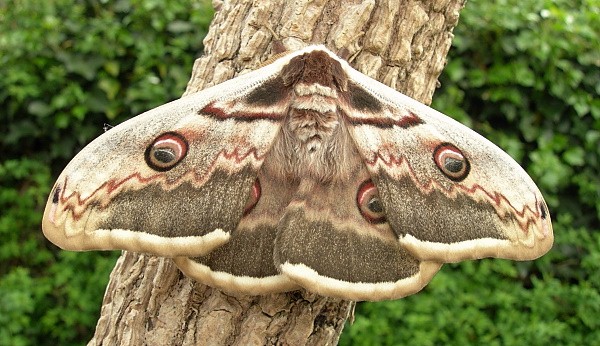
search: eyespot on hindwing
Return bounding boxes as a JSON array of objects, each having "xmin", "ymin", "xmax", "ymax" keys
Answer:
[{"xmin": 357, "ymin": 180, "xmax": 386, "ymax": 223}]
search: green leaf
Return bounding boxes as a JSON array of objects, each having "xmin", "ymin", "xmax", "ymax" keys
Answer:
[{"xmin": 562, "ymin": 146, "xmax": 585, "ymax": 166}]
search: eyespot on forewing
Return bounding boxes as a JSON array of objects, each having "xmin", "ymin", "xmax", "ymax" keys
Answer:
[
  {"xmin": 433, "ymin": 143, "xmax": 470, "ymax": 181},
  {"xmin": 145, "ymin": 132, "xmax": 188, "ymax": 171}
]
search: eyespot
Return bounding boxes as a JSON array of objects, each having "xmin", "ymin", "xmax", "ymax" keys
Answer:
[
  {"xmin": 243, "ymin": 179, "xmax": 261, "ymax": 215},
  {"xmin": 357, "ymin": 180, "xmax": 386, "ymax": 224},
  {"xmin": 145, "ymin": 132, "xmax": 188, "ymax": 171},
  {"xmin": 433, "ymin": 143, "xmax": 470, "ymax": 181}
]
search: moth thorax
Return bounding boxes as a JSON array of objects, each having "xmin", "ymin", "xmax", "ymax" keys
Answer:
[
  {"xmin": 272, "ymin": 118, "xmax": 355, "ymax": 183},
  {"xmin": 288, "ymin": 82, "xmax": 340, "ymax": 153},
  {"xmin": 287, "ymin": 108, "xmax": 338, "ymax": 151},
  {"xmin": 294, "ymin": 83, "xmax": 338, "ymax": 98}
]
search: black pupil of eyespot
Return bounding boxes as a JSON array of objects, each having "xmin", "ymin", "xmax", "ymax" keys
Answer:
[
  {"xmin": 444, "ymin": 157, "xmax": 463, "ymax": 173},
  {"xmin": 367, "ymin": 197, "xmax": 383, "ymax": 213},
  {"xmin": 153, "ymin": 148, "xmax": 176, "ymax": 163}
]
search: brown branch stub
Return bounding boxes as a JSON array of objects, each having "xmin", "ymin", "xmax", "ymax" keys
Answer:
[{"xmin": 90, "ymin": 0, "xmax": 465, "ymax": 345}]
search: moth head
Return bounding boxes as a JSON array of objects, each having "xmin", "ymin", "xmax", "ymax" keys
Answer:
[
  {"xmin": 433, "ymin": 143, "xmax": 470, "ymax": 182},
  {"xmin": 357, "ymin": 180, "xmax": 386, "ymax": 224},
  {"xmin": 144, "ymin": 132, "xmax": 189, "ymax": 171}
]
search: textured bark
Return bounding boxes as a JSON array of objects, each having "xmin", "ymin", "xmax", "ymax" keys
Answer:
[{"xmin": 89, "ymin": 0, "xmax": 465, "ymax": 345}]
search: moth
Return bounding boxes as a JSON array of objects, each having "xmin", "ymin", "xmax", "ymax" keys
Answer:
[{"xmin": 42, "ymin": 45, "xmax": 553, "ymax": 301}]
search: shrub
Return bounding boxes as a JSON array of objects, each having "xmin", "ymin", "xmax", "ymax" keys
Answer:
[
  {"xmin": 0, "ymin": 0, "xmax": 212, "ymax": 344},
  {"xmin": 1, "ymin": 0, "xmax": 598, "ymax": 344},
  {"xmin": 341, "ymin": 0, "xmax": 600, "ymax": 344}
]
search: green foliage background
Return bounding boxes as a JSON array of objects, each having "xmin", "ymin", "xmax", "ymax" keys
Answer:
[{"xmin": 1, "ymin": 0, "xmax": 598, "ymax": 345}]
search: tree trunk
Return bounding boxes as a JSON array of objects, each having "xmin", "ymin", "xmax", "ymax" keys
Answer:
[{"xmin": 89, "ymin": 0, "xmax": 465, "ymax": 344}]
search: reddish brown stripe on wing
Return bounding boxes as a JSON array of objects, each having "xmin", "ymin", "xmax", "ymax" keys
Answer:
[
  {"xmin": 199, "ymin": 102, "xmax": 283, "ymax": 122},
  {"xmin": 56, "ymin": 146, "xmax": 266, "ymax": 221},
  {"xmin": 345, "ymin": 111, "xmax": 424, "ymax": 129},
  {"xmin": 365, "ymin": 153, "xmax": 542, "ymax": 235},
  {"xmin": 375, "ymin": 173, "xmax": 510, "ymax": 243},
  {"xmin": 94, "ymin": 168, "xmax": 257, "ymax": 238}
]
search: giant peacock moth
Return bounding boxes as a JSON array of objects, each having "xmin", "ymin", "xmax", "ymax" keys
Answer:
[{"xmin": 42, "ymin": 46, "xmax": 553, "ymax": 301}]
